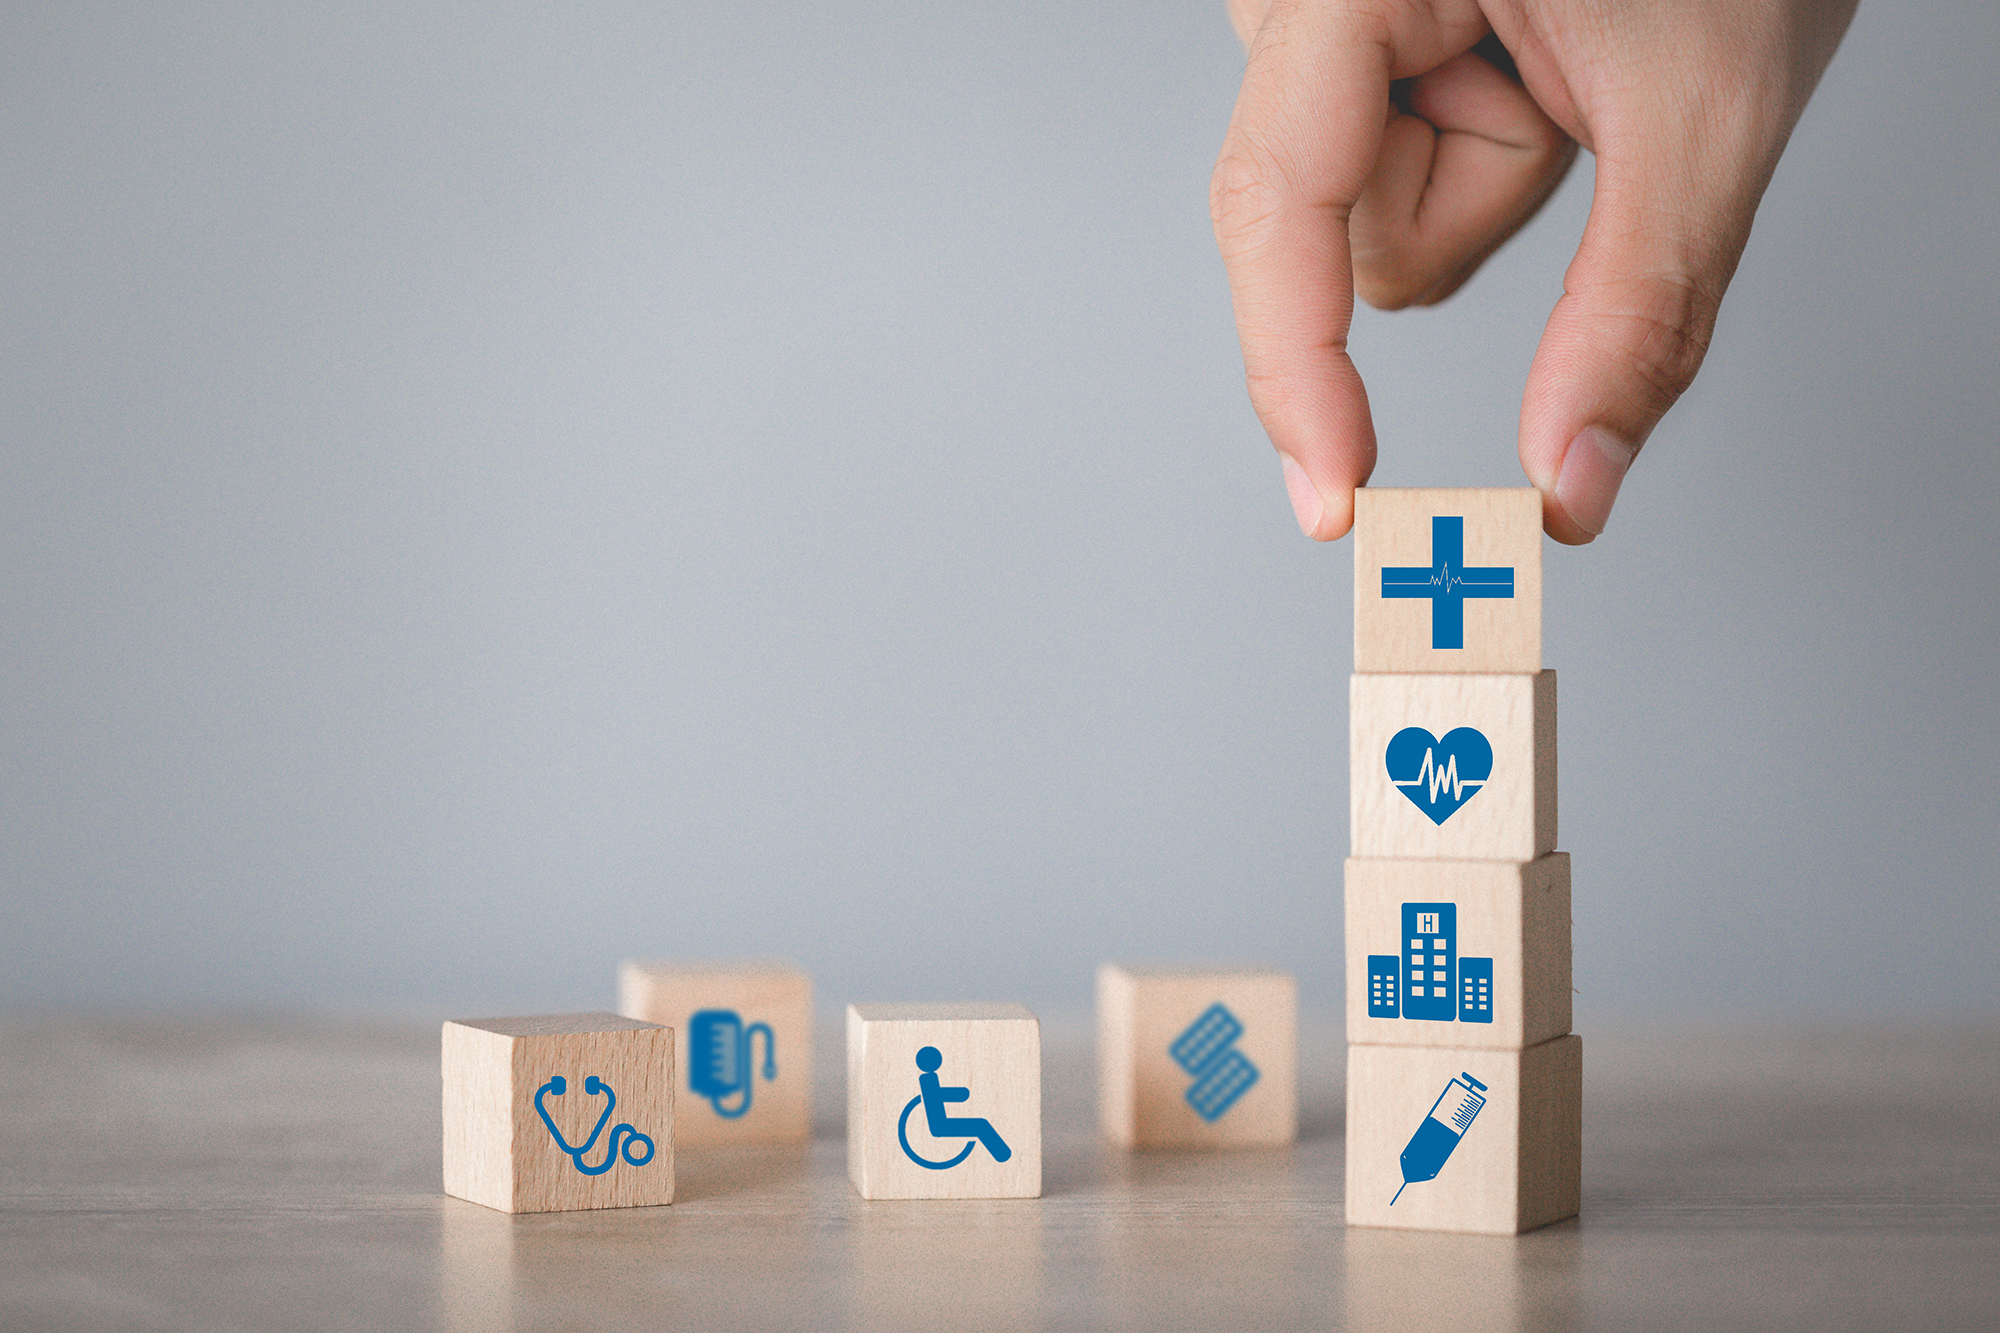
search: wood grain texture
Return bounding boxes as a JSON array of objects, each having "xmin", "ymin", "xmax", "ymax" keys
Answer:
[
  {"xmin": 1349, "ymin": 670, "xmax": 1557, "ymax": 861},
  {"xmin": 442, "ymin": 1013, "xmax": 675, "ymax": 1214},
  {"xmin": 1096, "ymin": 964, "xmax": 1297, "ymax": 1149},
  {"xmin": 617, "ymin": 960, "xmax": 812, "ymax": 1146},
  {"xmin": 1345, "ymin": 1035, "xmax": 1581, "ymax": 1236},
  {"xmin": 1353, "ymin": 487, "xmax": 1542, "ymax": 674},
  {"xmin": 1344, "ymin": 855, "xmax": 1572, "ymax": 1051},
  {"xmin": 847, "ymin": 1003, "xmax": 1041, "ymax": 1200}
]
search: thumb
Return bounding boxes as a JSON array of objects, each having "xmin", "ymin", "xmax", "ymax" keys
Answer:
[{"xmin": 1519, "ymin": 140, "xmax": 1763, "ymax": 543}]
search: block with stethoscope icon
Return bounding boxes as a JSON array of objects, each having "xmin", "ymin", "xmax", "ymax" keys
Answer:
[
  {"xmin": 846, "ymin": 1002, "xmax": 1041, "ymax": 1199},
  {"xmin": 442, "ymin": 1012, "xmax": 675, "ymax": 1214},
  {"xmin": 1345, "ymin": 1032, "xmax": 1580, "ymax": 1235},
  {"xmin": 618, "ymin": 960, "xmax": 813, "ymax": 1146}
]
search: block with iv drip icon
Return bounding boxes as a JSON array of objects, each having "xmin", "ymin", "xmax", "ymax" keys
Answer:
[{"xmin": 618, "ymin": 961, "xmax": 812, "ymax": 1145}]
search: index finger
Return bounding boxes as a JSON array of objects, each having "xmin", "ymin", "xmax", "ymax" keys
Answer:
[{"xmin": 1210, "ymin": 1, "xmax": 1463, "ymax": 540}]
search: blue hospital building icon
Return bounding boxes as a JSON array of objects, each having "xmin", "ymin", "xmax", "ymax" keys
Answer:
[
  {"xmin": 1170, "ymin": 1003, "xmax": 1260, "ymax": 1122},
  {"xmin": 1381, "ymin": 515, "xmax": 1514, "ymax": 649},
  {"xmin": 1367, "ymin": 904, "xmax": 1494, "ymax": 1026}
]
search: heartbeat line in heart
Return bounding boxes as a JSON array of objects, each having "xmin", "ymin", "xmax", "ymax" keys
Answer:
[{"xmin": 1391, "ymin": 745, "xmax": 1484, "ymax": 803}]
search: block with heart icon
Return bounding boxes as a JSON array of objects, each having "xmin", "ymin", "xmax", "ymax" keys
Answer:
[
  {"xmin": 1350, "ymin": 671, "xmax": 1556, "ymax": 861},
  {"xmin": 1344, "ymin": 855, "xmax": 1572, "ymax": 1050},
  {"xmin": 442, "ymin": 1012, "xmax": 676, "ymax": 1214}
]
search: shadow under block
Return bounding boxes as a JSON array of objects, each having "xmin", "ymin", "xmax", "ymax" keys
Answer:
[
  {"xmin": 1353, "ymin": 487, "xmax": 1542, "ymax": 675},
  {"xmin": 1096, "ymin": 964, "xmax": 1297, "ymax": 1149},
  {"xmin": 617, "ymin": 960, "xmax": 812, "ymax": 1146},
  {"xmin": 1345, "ymin": 855, "xmax": 1572, "ymax": 1051},
  {"xmin": 1350, "ymin": 670, "xmax": 1557, "ymax": 862},
  {"xmin": 442, "ymin": 1013, "xmax": 675, "ymax": 1214},
  {"xmin": 1345, "ymin": 1036, "xmax": 1581, "ymax": 1236},
  {"xmin": 847, "ymin": 1003, "xmax": 1041, "ymax": 1200}
]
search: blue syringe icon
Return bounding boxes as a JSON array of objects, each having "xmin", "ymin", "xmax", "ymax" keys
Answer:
[{"xmin": 1390, "ymin": 1071, "xmax": 1488, "ymax": 1205}]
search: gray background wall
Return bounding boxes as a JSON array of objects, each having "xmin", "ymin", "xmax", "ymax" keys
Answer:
[{"xmin": 4, "ymin": 1, "xmax": 1994, "ymax": 1021}]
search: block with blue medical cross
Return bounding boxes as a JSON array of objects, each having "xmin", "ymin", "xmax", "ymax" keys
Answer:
[
  {"xmin": 1354, "ymin": 488, "xmax": 1542, "ymax": 674},
  {"xmin": 1382, "ymin": 517, "xmax": 1515, "ymax": 650}
]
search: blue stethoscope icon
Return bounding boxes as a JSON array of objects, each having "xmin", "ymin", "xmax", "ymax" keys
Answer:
[{"xmin": 534, "ymin": 1075, "xmax": 655, "ymax": 1176}]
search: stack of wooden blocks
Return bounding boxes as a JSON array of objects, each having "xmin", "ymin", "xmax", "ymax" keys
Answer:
[{"xmin": 1343, "ymin": 488, "xmax": 1581, "ymax": 1235}]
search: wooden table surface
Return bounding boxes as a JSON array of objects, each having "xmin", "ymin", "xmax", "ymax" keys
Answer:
[{"xmin": 2, "ymin": 1012, "xmax": 1995, "ymax": 1331}]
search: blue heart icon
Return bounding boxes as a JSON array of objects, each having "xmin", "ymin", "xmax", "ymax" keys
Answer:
[{"xmin": 1385, "ymin": 727, "xmax": 1493, "ymax": 825}]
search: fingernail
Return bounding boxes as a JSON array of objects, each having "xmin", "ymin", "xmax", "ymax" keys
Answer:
[
  {"xmin": 1280, "ymin": 452, "xmax": 1325, "ymax": 538},
  {"xmin": 1553, "ymin": 427, "xmax": 1637, "ymax": 536}
]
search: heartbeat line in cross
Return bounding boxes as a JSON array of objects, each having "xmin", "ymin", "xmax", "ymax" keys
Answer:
[
  {"xmin": 1380, "ymin": 516, "xmax": 1514, "ymax": 650},
  {"xmin": 1392, "ymin": 747, "xmax": 1483, "ymax": 804}
]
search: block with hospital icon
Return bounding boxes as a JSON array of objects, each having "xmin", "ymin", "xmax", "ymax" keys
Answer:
[
  {"xmin": 1345, "ymin": 1036, "xmax": 1580, "ymax": 1236},
  {"xmin": 1095, "ymin": 963, "xmax": 1297, "ymax": 1149},
  {"xmin": 617, "ymin": 959, "xmax": 812, "ymax": 1146},
  {"xmin": 846, "ymin": 1002, "xmax": 1041, "ymax": 1200},
  {"xmin": 442, "ymin": 1012, "xmax": 675, "ymax": 1214},
  {"xmin": 1352, "ymin": 488, "xmax": 1542, "ymax": 675},
  {"xmin": 1345, "ymin": 855, "xmax": 1571, "ymax": 1050},
  {"xmin": 1349, "ymin": 670, "xmax": 1556, "ymax": 862}
]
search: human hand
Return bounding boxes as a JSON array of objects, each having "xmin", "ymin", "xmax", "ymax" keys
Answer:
[{"xmin": 1210, "ymin": 0, "xmax": 1858, "ymax": 542}]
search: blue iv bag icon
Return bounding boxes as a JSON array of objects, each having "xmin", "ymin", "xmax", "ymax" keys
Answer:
[
  {"xmin": 1391, "ymin": 1071, "xmax": 1488, "ymax": 1205},
  {"xmin": 687, "ymin": 1009, "xmax": 776, "ymax": 1119}
]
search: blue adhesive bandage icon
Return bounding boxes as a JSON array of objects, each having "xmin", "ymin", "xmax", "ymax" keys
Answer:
[
  {"xmin": 1380, "ymin": 515, "xmax": 1515, "ymax": 649},
  {"xmin": 534, "ymin": 1075, "xmax": 656, "ymax": 1176},
  {"xmin": 1170, "ymin": 1003, "xmax": 1261, "ymax": 1123},
  {"xmin": 1391, "ymin": 1072, "xmax": 1487, "ymax": 1205},
  {"xmin": 688, "ymin": 1009, "xmax": 775, "ymax": 1119},
  {"xmin": 897, "ymin": 1046, "xmax": 1012, "ymax": 1169}
]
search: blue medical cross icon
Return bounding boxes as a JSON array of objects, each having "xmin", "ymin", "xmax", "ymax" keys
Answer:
[{"xmin": 1381, "ymin": 516, "xmax": 1514, "ymax": 650}]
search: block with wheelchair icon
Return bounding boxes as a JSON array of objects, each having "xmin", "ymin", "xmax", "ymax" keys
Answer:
[
  {"xmin": 1349, "ymin": 670, "xmax": 1557, "ymax": 863},
  {"xmin": 846, "ymin": 1003, "xmax": 1041, "ymax": 1200},
  {"xmin": 1344, "ymin": 855, "xmax": 1572, "ymax": 1051},
  {"xmin": 1096, "ymin": 963, "xmax": 1297, "ymax": 1149},
  {"xmin": 442, "ymin": 1012, "xmax": 675, "ymax": 1214},
  {"xmin": 617, "ymin": 959, "xmax": 812, "ymax": 1146}
]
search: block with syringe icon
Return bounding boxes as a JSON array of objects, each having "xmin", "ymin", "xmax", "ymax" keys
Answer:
[
  {"xmin": 1344, "ymin": 488, "xmax": 1580, "ymax": 1235},
  {"xmin": 1344, "ymin": 1038, "xmax": 1581, "ymax": 1235}
]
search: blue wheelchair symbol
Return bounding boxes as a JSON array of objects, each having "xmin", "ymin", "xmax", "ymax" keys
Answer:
[
  {"xmin": 896, "ymin": 1046, "xmax": 1012, "ymax": 1169},
  {"xmin": 534, "ymin": 1075, "xmax": 655, "ymax": 1176}
]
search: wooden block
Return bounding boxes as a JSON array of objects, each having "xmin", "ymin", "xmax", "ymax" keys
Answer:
[
  {"xmin": 617, "ymin": 959, "xmax": 812, "ymax": 1146},
  {"xmin": 1345, "ymin": 1035, "xmax": 1581, "ymax": 1235},
  {"xmin": 846, "ymin": 1003, "xmax": 1041, "ymax": 1199},
  {"xmin": 1344, "ymin": 855, "xmax": 1571, "ymax": 1051},
  {"xmin": 1350, "ymin": 670, "xmax": 1556, "ymax": 861},
  {"xmin": 1353, "ymin": 487, "xmax": 1542, "ymax": 674},
  {"xmin": 1096, "ymin": 964, "xmax": 1297, "ymax": 1149},
  {"xmin": 442, "ymin": 1012, "xmax": 674, "ymax": 1214}
]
